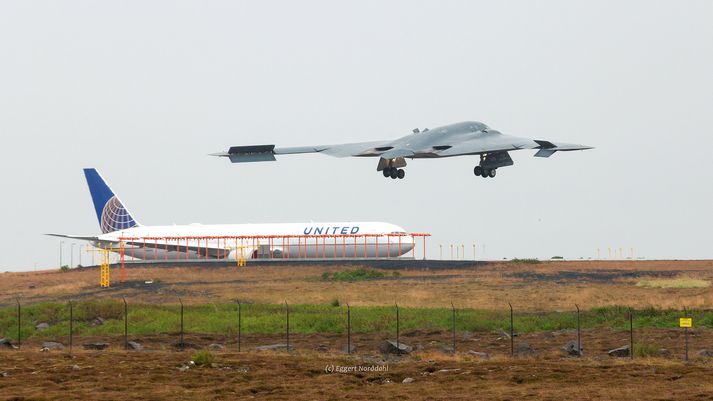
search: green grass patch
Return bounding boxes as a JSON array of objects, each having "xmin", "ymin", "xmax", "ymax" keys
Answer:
[
  {"xmin": 634, "ymin": 342, "xmax": 661, "ymax": 358},
  {"xmin": 192, "ymin": 350, "xmax": 215, "ymax": 366},
  {"xmin": 322, "ymin": 268, "xmax": 386, "ymax": 282},
  {"xmin": 0, "ymin": 302, "xmax": 710, "ymax": 341},
  {"xmin": 636, "ymin": 278, "xmax": 710, "ymax": 289},
  {"xmin": 510, "ymin": 258, "xmax": 541, "ymax": 264}
]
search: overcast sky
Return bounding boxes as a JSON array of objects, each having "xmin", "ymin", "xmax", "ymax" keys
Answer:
[{"xmin": 1, "ymin": 1, "xmax": 712, "ymax": 271}]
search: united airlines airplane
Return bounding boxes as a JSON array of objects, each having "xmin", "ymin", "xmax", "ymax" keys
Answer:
[{"xmin": 47, "ymin": 169, "xmax": 414, "ymax": 260}]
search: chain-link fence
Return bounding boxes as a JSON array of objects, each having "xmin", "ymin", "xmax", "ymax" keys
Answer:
[{"xmin": 1, "ymin": 299, "xmax": 711, "ymax": 361}]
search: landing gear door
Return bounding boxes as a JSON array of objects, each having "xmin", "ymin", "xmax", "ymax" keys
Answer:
[
  {"xmin": 377, "ymin": 156, "xmax": 407, "ymax": 171},
  {"xmin": 480, "ymin": 152, "xmax": 514, "ymax": 169}
]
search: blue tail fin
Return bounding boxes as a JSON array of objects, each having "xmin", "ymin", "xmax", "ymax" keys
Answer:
[{"xmin": 83, "ymin": 168, "xmax": 140, "ymax": 233}]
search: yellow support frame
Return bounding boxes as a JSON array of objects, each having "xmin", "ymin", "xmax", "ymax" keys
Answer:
[
  {"xmin": 99, "ymin": 248, "xmax": 111, "ymax": 287},
  {"xmin": 87, "ymin": 246, "xmax": 118, "ymax": 288},
  {"xmin": 229, "ymin": 244, "xmax": 251, "ymax": 267}
]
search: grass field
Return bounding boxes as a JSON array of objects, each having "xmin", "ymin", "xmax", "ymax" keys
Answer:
[
  {"xmin": 1, "ymin": 301, "xmax": 711, "ymax": 341},
  {"xmin": 2, "ymin": 260, "xmax": 713, "ymax": 311}
]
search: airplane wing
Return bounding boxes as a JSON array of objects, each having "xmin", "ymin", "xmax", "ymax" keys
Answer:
[
  {"xmin": 530, "ymin": 140, "xmax": 593, "ymax": 157},
  {"xmin": 435, "ymin": 135, "xmax": 592, "ymax": 158},
  {"xmin": 121, "ymin": 239, "xmax": 234, "ymax": 259},
  {"xmin": 212, "ymin": 141, "xmax": 393, "ymax": 163},
  {"xmin": 46, "ymin": 234, "xmax": 244, "ymax": 259},
  {"xmin": 45, "ymin": 233, "xmax": 102, "ymax": 242},
  {"xmin": 45, "ymin": 233, "xmax": 120, "ymax": 250}
]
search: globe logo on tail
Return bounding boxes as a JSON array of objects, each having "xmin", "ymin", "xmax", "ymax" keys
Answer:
[{"xmin": 100, "ymin": 196, "xmax": 137, "ymax": 233}]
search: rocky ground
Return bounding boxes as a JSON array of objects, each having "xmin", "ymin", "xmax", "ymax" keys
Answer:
[
  {"xmin": 2, "ymin": 328, "xmax": 713, "ymax": 400},
  {"xmin": 2, "ymin": 344, "xmax": 713, "ymax": 400}
]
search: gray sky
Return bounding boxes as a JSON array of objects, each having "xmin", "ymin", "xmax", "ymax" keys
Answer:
[{"xmin": 1, "ymin": 1, "xmax": 712, "ymax": 271}]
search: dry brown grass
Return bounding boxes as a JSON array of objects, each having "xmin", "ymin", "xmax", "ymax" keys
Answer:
[
  {"xmin": 2, "ymin": 337, "xmax": 713, "ymax": 401},
  {"xmin": 637, "ymin": 277, "xmax": 710, "ymax": 289},
  {"xmin": 2, "ymin": 260, "xmax": 713, "ymax": 311}
]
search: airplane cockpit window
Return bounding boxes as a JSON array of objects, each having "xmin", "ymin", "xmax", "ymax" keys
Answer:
[{"xmin": 465, "ymin": 122, "xmax": 488, "ymax": 132}]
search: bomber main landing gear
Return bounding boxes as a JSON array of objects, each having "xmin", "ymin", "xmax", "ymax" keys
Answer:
[
  {"xmin": 382, "ymin": 167, "xmax": 405, "ymax": 180},
  {"xmin": 475, "ymin": 152, "xmax": 511, "ymax": 179},
  {"xmin": 474, "ymin": 166, "xmax": 497, "ymax": 178}
]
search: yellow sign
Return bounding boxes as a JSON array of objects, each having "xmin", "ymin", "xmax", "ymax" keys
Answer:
[{"xmin": 679, "ymin": 318, "xmax": 692, "ymax": 328}]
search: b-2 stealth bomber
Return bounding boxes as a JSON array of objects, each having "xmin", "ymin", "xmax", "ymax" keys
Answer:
[{"xmin": 213, "ymin": 121, "xmax": 592, "ymax": 180}]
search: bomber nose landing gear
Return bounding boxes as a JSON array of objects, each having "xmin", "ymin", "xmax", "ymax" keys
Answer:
[
  {"xmin": 382, "ymin": 167, "xmax": 405, "ymax": 180},
  {"xmin": 473, "ymin": 165, "xmax": 497, "ymax": 178}
]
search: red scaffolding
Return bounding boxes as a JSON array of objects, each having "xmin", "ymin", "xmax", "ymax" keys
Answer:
[{"xmin": 110, "ymin": 233, "xmax": 431, "ymax": 285}]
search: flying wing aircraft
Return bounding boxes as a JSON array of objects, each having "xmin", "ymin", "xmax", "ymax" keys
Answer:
[{"xmin": 213, "ymin": 121, "xmax": 592, "ymax": 180}]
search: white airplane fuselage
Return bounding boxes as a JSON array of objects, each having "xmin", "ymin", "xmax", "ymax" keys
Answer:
[
  {"xmin": 97, "ymin": 221, "xmax": 414, "ymax": 260},
  {"xmin": 57, "ymin": 169, "xmax": 416, "ymax": 262}
]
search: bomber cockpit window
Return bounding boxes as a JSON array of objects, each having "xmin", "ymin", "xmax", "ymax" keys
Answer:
[{"xmin": 469, "ymin": 122, "xmax": 488, "ymax": 132}]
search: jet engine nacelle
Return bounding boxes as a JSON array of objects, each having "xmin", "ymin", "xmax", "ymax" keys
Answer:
[
  {"xmin": 227, "ymin": 247, "xmax": 283, "ymax": 260},
  {"xmin": 228, "ymin": 248, "xmax": 255, "ymax": 261}
]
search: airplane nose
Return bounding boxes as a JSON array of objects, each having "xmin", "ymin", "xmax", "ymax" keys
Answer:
[{"xmin": 397, "ymin": 237, "xmax": 415, "ymax": 256}]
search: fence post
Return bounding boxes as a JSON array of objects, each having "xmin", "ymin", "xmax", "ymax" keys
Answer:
[
  {"xmin": 347, "ymin": 303, "xmax": 352, "ymax": 354},
  {"xmin": 16, "ymin": 298, "xmax": 21, "ymax": 350},
  {"xmin": 629, "ymin": 307, "xmax": 634, "ymax": 360},
  {"xmin": 576, "ymin": 304, "xmax": 581, "ymax": 357},
  {"xmin": 509, "ymin": 302, "xmax": 514, "ymax": 357},
  {"xmin": 396, "ymin": 303, "xmax": 400, "ymax": 351},
  {"xmin": 684, "ymin": 306, "xmax": 689, "ymax": 362},
  {"xmin": 451, "ymin": 302, "xmax": 456, "ymax": 354},
  {"xmin": 179, "ymin": 297, "xmax": 184, "ymax": 348},
  {"xmin": 69, "ymin": 301, "xmax": 73, "ymax": 355},
  {"xmin": 237, "ymin": 300, "xmax": 242, "ymax": 352},
  {"xmin": 123, "ymin": 297, "xmax": 128, "ymax": 351},
  {"xmin": 285, "ymin": 301, "xmax": 290, "ymax": 351}
]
